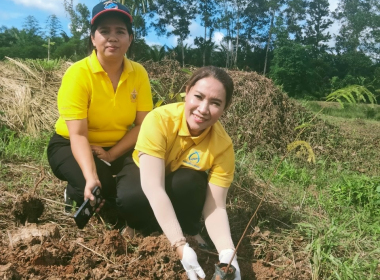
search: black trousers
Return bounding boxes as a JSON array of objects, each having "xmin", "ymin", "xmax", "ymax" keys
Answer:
[
  {"xmin": 116, "ymin": 158, "xmax": 208, "ymax": 235},
  {"xmin": 47, "ymin": 133, "xmax": 132, "ymax": 205}
]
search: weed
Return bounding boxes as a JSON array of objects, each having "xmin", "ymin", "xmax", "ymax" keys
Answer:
[
  {"xmin": 329, "ymin": 176, "xmax": 380, "ymax": 216},
  {"xmin": 326, "ymin": 85, "xmax": 377, "ymax": 107},
  {"xmin": 25, "ymin": 58, "xmax": 65, "ymax": 71},
  {"xmin": 0, "ymin": 124, "xmax": 51, "ymax": 163},
  {"xmin": 303, "ymin": 101, "xmax": 380, "ymax": 120}
]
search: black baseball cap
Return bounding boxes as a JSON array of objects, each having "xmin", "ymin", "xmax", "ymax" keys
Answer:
[{"xmin": 91, "ymin": 0, "xmax": 133, "ymax": 25}]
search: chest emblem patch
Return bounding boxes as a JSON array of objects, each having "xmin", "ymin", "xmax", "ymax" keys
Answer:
[
  {"xmin": 183, "ymin": 151, "xmax": 201, "ymax": 169},
  {"xmin": 130, "ymin": 89, "xmax": 138, "ymax": 102},
  {"xmin": 188, "ymin": 151, "xmax": 200, "ymax": 163}
]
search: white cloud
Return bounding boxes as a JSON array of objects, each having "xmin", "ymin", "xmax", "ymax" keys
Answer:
[
  {"xmin": 213, "ymin": 32, "xmax": 224, "ymax": 45},
  {"xmin": 183, "ymin": 36, "xmax": 194, "ymax": 47},
  {"xmin": 329, "ymin": 0, "xmax": 339, "ymax": 12},
  {"xmin": 11, "ymin": 0, "xmax": 66, "ymax": 15},
  {"xmin": 189, "ymin": 20, "xmax": 203, "ymax": 37},
  {"xmin": 327, "ymin": 0, "xmax": 341, "ymax": 47},
  {"xmin": 144, "ymin": 17, "xmax": 208, "ymax": 48}
]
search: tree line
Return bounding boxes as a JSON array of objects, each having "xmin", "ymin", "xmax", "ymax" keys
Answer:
[{"xmin": 0, "ymin": 0, "xmax": 379, "ymax": 100}]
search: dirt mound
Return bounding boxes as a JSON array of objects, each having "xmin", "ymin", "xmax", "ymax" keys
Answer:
[
  {"xmin": 222, "ymin": 71, "xmax": 308, "ymax": 154},
  {"xmin": 12, "ymin": 194, "xmax": 44, "ymax": 225},
  {"xmin": 0, "ymin": 223, "xmax": 256, "ymax": 279}
]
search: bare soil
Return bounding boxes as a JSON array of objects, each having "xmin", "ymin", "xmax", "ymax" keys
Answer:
[{"xmin": 0, "ymin": 163, "xmax": 312, "ymax": 280}]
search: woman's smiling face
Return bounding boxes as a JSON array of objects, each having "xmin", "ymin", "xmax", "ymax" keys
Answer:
[{"xmin": 184, "ymin": 76, "xmax": 227, "ymax": 136}]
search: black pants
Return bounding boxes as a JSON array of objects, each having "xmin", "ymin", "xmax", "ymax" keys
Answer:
[
  {"xmin": 116, "ymin": 158, "xmax": 208, "ymax": 235},
  {"xmin": 47, "ymin": 133, "xmax": 132, "ymax": 206}
]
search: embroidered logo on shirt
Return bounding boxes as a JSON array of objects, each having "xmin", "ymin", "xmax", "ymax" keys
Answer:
[
  {"xmin": 183, "ymin": 151, "xmax": 201, "ymax": 169},
  {"xmin": 189, "ymin": 151, "xmax": 200, "ymax": 163},
  {"xmin": 130, "ymin": 89, "xmax": 138, "ymax": 102}
]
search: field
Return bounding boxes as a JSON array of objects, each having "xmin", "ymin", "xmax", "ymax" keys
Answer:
[{"xmin": 0, "ymin": 59, "xmax": 379, "ymax": 279}]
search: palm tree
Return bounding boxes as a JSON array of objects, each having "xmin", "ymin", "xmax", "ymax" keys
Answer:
[
  {"xmin": 167, "ymin": 43, "xmax": 191, "ymax": 67},
  {"xmin": 149, "ymin": 45, "xmax": 166, "ymax": 62}
]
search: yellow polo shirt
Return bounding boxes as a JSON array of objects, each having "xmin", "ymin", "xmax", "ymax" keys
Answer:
[
  {"xmin": 55, "ymin": 50, "xmax": 153, "ymax": 147},
  {"xmin": 133, "ymin": 103, "xmax": 235, "ymax": 188}
]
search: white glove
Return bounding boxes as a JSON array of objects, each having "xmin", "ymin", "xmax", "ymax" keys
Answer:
[
  {"xmin": 219, "ymin": 249, "xmax": 241, "ymax": 280},
  {"xmin": 180, "ymin": 243, "xmax": 206, "ymax": 280}
]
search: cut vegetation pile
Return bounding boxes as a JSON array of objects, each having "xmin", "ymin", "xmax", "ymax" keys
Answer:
[
  {"xmin": 0, "ymin": 58, "xmax": 332, "ymax": 156},
  {"xmin": 0, "ymin": 57, "xmax": 68, "ymax": 135}
]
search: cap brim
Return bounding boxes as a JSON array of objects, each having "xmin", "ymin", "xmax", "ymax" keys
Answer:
[{"xmin": 91, "ymin": 10, "xmax": 133, "ymax": 25}]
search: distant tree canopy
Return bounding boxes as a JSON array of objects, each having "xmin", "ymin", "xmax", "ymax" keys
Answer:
[{"xmin": 0, "ymin": 0, "xmax": 379, "ymax": 101}]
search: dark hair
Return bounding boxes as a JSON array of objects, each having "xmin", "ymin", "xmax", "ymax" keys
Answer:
[
  {"xmin": 186, "ymin": 66, "xmax": 234, "ymax": 109},
  {"xmin": 87, "ymin": 13, "xmax": 133, "ymax": 55}
]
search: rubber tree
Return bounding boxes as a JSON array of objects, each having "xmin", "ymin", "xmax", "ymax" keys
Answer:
[{"xmin": 151, "ymin": 0, "xmax": 197, "ymax": 67}]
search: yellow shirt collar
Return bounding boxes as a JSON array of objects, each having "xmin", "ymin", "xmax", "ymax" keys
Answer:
[{"xmin": 89, "ymin": 50, "xmax": 133, "ymax": 78}]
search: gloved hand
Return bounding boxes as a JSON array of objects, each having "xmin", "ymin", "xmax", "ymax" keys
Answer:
[
  {"xmin": 219, "ymin": 249, "xmax": 241, "ymax": 280},
  {"xmin": 180, "ymin": 243, "xmax": 206, "ymax": 280}
]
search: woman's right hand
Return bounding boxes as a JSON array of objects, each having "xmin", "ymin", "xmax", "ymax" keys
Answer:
[
  {"xmin": 178, "ymin": 243, "xmax": 206, "ymax": 280},
  {"xmin": 84, "ymin": 179, "xmax": 104, "ymax": 212}
]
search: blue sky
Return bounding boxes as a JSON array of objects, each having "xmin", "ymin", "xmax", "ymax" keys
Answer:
[
  {"xmin": 0, "ymin": 0, "xmax": 213, "ymax": 47},
  {"xmin": 0, "ymin": 0, "xmax": 339, "ymax": 48}
]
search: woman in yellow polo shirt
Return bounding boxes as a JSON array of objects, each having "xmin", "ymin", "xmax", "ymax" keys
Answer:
[
  {"xmin": 47, "ymin": 1, "xmax": 152, "ymax": 212},
  {"xmin": 117, "ymin": 66, "xmax": 241, "ymax": 280}
]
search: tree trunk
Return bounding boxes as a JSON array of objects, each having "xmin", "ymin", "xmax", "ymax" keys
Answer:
[
  {"xmin": 203, "ymin": 25, "xmax": 206, "ymax": 66},
  {"xmin": 234, "ymin": 13, "xmax": 240, "ymax": 68},
  {"xmin": 48, "ymin": 38, "xmax": 50, "ymax": 61},
  {"xmin": 264, "ymin": 9, "xmax": 275, "ymax": 76},
  {"xmin": 181, "ymin": 39, "xmax": 185, "ymax": 68}
]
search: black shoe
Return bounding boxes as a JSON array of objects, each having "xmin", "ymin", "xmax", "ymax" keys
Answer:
[{"xmin": 64, "ymin": 188, "xmax": 76, "ymax": 214}]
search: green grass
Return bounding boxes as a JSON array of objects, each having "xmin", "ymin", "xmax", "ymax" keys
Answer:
[
  {"xmin": 302, "ymin": 101, "xmax": 380, "ymax": 121},
  {"xmin": 0, "ymin": 125, "xmax": 51, "ymax": 163},
  {"xmin": 241, "ymin": 153, "xmax": 380, "ymax": 280}
]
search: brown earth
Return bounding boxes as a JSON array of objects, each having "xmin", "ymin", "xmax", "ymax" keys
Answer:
[{"xmin": 0, "ymin": 162, "xmax": 312, "ymax": 280}]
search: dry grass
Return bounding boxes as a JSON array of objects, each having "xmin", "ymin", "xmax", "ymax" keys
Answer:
[
  {"xmin": 0, "ymin": 58, "xmax": 68, "ymax": 135},
  {"xmin": 0, "ymin": 58, "xmax": 335, "ymax": 159}
]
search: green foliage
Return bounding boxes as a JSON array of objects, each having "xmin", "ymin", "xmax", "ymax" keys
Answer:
[
  {"xmin": 270, "ymin": 42, "xmax": 314, "ymax": 97},
  {"xmin": 303, "ymin": 0, "xmax": 333, "ymax": 55},
  {"xmin": 250, "ymin": 153, "xmax": 380, "ymax": 279},
  {"xmin": 326, "ymin": 85, "xmax": 377, "ymax": 107},
  {"xmin": 0, "ymin": 125, "xmax": 51, "ymax": 163},
  {"xmin": 303, "ymin": 101, "xmax": 380, "ymax": 120},
  {"xmin": 148, "ymin": 45, "xmax": 166, "ymax": 62},
  {"xmin": 45, "ymin": 15, "xmax": 62, "ymax": 39},
  {"xmin": 150, "ymin": 72, "xmax": 189, "ymax": 107},
  {"xmin": 25, "ymin": 58, "xmax": 65, "ymax": 71},
  {"xmin": 52, "ymin": 37, "xmax": 87, "ymax": 61},
  {"xmin": 329, "ymin": 176, "xmax": 380, "ymax": 215},
  {"xmin": 63, "ymin": 0, "xmax": 90, "ymax": 39}
]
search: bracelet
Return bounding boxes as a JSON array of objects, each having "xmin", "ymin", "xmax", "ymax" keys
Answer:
[{"xmin": 172, "ymin": 237, "xmax": 187, "ymax": 249}]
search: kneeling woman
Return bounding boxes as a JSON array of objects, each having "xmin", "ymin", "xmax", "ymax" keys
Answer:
[{"xmin": 117, "ymin": 66, "xmax": 241, "ymax": 279}]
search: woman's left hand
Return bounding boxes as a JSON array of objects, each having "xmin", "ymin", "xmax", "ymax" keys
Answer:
[
  {"xmin": 91, "ymin": 146, "xmax": 112, "ymax": 162},
  {"xmin": 219, "ymin": 249, "xmax": 241, "ymax": 280}
]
